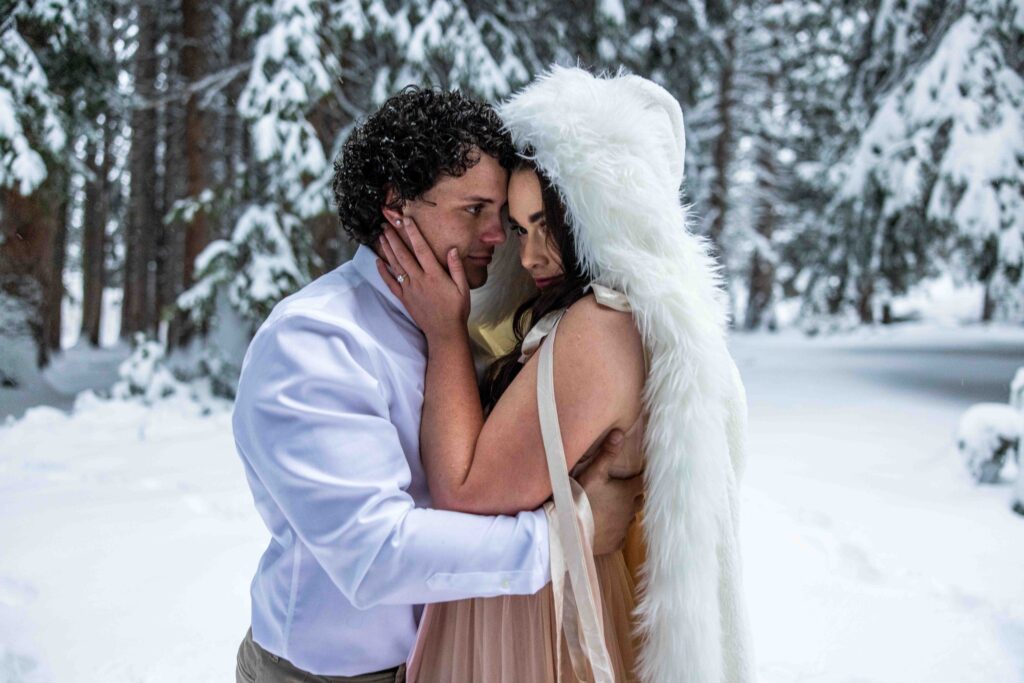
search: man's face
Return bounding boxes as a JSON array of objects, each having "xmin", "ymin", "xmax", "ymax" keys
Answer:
[{"xmin": 398, "ymin": 152, "xmax": 509, "ymax": 289}]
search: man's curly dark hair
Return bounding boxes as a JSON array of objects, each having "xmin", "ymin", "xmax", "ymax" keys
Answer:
[{"xmin": 333, "ymin": 86, "xmax": 517, "ymax": 245}]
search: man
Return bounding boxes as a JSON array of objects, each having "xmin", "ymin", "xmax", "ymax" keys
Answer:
[{"xmin": 233, "ymin": 87, "xmax": 642, "ymax": 682}]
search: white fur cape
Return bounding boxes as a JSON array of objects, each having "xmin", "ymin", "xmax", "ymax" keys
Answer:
[{"xmin": 471, "ymin": 67, "xmax": 755, "ymax": 683}]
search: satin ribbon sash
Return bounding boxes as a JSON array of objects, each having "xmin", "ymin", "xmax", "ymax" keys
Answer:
[{"xmin": 537, "ymin": 312, "xmax": 615, "ymax": 683}]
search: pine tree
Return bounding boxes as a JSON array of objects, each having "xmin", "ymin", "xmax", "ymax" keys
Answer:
[
  {"xmin": 0, "ymin": 1, "xmax": 81, "ymax": 373},
  {"xmin": 827, "ymin": 0, "xmax": 1024, "ymax": 323},
  {"xmin": 175, "ymin": 0, "xmax": 541, "ymax": 394}
]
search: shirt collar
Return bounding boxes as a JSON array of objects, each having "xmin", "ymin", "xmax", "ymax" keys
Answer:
[{"xmin": 351, "ymin": 244, "xmax": 419, "ymax": 328}]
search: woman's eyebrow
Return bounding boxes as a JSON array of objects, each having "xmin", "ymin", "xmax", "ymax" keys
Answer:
[{"xmin": 528, "ymin": 210, "xmax": 544, "ymax": 223}]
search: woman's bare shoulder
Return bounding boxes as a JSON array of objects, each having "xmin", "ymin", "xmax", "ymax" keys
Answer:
[
  {"xmin": 557, "ymin": 293, "xmax": 644, "ymax": 364},
  {"xmin": 551, "ymin": 293, "xmax": 646, "ymax": 413}
]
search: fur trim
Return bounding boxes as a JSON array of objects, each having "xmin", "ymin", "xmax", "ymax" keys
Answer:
[{"xmin": 481, "ymin": 66, "xmax": 755, "ymax": 683}]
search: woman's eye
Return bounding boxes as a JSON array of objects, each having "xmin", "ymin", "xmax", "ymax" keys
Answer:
[{"xmin": 510, "ymin": 224, "xmax": 526, "ymax": 236}]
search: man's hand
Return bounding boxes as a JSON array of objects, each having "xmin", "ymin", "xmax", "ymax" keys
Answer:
[{"xmin": 578, "ymin": 429, "xmax": 644, "ymax": 556}]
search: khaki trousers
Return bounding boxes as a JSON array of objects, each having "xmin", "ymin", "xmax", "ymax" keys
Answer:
[{"xmin": 235, "ymin": 628, "xmax": 406, "ymax": 683}]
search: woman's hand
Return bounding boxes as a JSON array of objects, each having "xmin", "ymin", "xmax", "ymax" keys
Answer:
[{"xmin": 376, "ymin": 217, "xmax": 471, "ymax": 342}]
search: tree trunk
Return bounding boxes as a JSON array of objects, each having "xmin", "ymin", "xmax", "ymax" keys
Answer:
[
  {"xmin": 307, "ymin": 103, "xmax": 344, "ymax": 274},
  {"xmin": 981, "ymin": 281, "xmax": 995, "ymax": 322},
  {"xmin": 44, "ymin": 175, "xmax": 69, "ymax": 352},
  {"xmin": 81, "ymin": 123, "xmax": 111, "ymax": 346},
  {"xmin": 744, "ymin": 67, "xmax": 777, "ymax": 331},
  {"xmin": 708, "ymin": 30, "xmax": 735, "ymax": 251},
  {"xmin": 1, "ymin": 184, "xmax": 59, "ymax": 368},
  {"xmin": 224, "ymin": 0, "xmax": 248, "ymax": 204},
  {"xmin": 123, "ymin": 0, "xmax": 159, "ymax": 341},
  {"xmin": 159, "ymin": 4, "xmax": 187, "ymax": 347},
  {"xmin": 745, "ymin": 251, "xmax": 775, "ymax": 330},
  {"xmin": 181, "ymin": 0, "xmax": 209, "ymax": 290},
  {"xmin": 856, "ymin": 278, "xmax": 875, "ymax": 324}
]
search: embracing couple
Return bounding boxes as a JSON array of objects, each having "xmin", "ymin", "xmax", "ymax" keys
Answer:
[{"xmin": 232, "ymin": 66, "xmax": 753, "ymax": 683}]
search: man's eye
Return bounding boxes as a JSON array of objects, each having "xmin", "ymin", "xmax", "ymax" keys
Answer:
[{"xmin": 467, "ymin": 204, "xmax": 484, "ymax": 216}]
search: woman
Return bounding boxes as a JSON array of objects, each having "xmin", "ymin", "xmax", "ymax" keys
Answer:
[{"xmin": 378, "ymin": 67, "xmax": 754, "ymax": 682}]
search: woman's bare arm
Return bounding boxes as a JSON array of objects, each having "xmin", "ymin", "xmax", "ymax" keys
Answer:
[
  {"xmin": 376, "ymin": 221, "xmax": 645, "ymax": 515},
  {"xmin": 416, "ymin": 323, "xmax": 486, "ymax": 508},
  {"xmin": 423, "ymin": 297, "xmax": 646, "ymax": 515}
]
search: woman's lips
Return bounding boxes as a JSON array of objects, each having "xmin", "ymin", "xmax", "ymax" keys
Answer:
[{"xmin": 534, "ymin": 276, "xmax": 563, "ymax": 289}]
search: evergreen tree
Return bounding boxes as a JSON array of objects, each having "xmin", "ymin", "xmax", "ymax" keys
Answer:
[
  {"xmin": 0, "ymin": 1, "xmax": 84, "ymax": 373},
  {"xmin": 827, "ymin": 0, "xmax": 1024, "ymax": 323}
]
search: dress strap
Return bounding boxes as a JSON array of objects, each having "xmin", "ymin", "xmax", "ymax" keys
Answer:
[
  {"xmin": 537, "ymin": 313, "xmax": 615, "ymax": 683},
  {"xmin": 584, "ymin": 283, "xmax": 632, "ymax": 312},
  {"xmin": 519, "ymin": 283, "xmax": 631, "ymax": 365}
]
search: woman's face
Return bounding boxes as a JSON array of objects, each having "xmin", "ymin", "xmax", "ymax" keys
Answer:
[{"xmin": 507, "ymin": 169, "xmax": 564, "ymax": 290}]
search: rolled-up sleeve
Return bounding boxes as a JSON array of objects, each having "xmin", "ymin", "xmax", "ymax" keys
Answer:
[{"xmin": 233, "ymin": 312, "xmax": 550, "ymax": 609}]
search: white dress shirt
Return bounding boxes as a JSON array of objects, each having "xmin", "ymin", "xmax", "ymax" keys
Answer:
[{"xmin": 233, "ymin": 245, "xmax": 551, "ymax": 676}]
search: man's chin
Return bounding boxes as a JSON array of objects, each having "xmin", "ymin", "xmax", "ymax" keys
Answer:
[{"xmin": 466, "ymin": 267, "xmax": 489, "ymax": 290}]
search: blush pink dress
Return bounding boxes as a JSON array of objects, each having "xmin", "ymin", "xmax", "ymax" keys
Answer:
[{"xmin": 406, "ymin": 287, "xmax": 644, "ymax": 683}]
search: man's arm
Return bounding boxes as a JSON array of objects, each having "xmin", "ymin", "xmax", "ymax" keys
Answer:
[{"xmin": 232, "ymin": 311, "xmax": 550, "ymax": 609}]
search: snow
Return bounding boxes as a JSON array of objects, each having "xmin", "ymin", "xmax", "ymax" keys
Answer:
[
  {"xmin": 332, "ymin": 0, "xmax": 369, "ymax": 40},
  {"xmin": 836, "ymin": 9, "xmax": 1024, "ymax": 322},
  {"xmin": 598, "ymin": 0, "xmax": 626, "ymax": 26},
  {"xmin": 192, "ymin": 239, "xmax": 233, "ymax": 275},
  {"xmin": 730, "ymin": 327, "xmax": 1024, "ymax": 682},
  {"xmin": 252, "ymin": 113, "xmax": 277, "ymax": 161},
  {"xmin": 0, "ymin": 391, "xmax": 256, "ymax": 683},
  {"xmin": 112, "ymin": 336, "xmax": 182, "ymax": 404},
  {"xmin": 1, "ymin": 323, "xmax": 1022, "ymax": 681},
  {"xmin": 956, "ymin": 403, "xmax": 1022, "ymax": 483},
  {"xmin": 1015, "ymin": 471, "xmax": 1024, "ymax": 516},
  {"xmin": 406, "ymin": 1, "xmax": 449, "ymax": 64},
  {"xmin": 1011, "ymin": 367, "xmax": 1024, "ymax": 411},
  {"xmin": 1, "ymin": 279, "xmax": 126, "ymax": 422},
  {"xmin": 0, "ymin": 27, "xmax": 66, "ymax": 195},
  {"xmin": 60, "ymin": 283, "xmax": 123, "ymax": 350},
  {"xmin": 886, "ymin": 274, "xmax": 986, "ymax": 325},
  {"xmin": 227, "ymin": 205, "xmax": 304, "ymax": 312},
  {"xmin": 0, "ymin": 88, "xmax": 19, "ymax": 139}
]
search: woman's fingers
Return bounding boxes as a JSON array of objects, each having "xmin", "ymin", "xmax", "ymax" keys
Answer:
[
  {"xmin": 447, "ymin": 248, "xmax": 469, "ymax": 297},
  {"xmin": 375, "ymin": 258, "xmax": 403, "ymax": 298},
  {"xmin": 379, "ymin": 231, "xmax": 402, "ymax": 276},
  {"xmin": 401, "ymin": 216, "xmax": 443, "ymax": 275},
  {"xmin": 382, "ymin": 225, "xmax": 421, "ymax": 277}
]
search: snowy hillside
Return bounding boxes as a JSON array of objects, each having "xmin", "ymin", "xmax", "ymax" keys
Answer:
[{"xmin": 1, "ymin": 325, "xmax": 1022, "ymax": 682}]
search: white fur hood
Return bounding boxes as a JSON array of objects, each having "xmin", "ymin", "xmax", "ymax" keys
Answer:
[{"xmin": 473, "ymin": 66, "xmax": 755, "ymax": 683}]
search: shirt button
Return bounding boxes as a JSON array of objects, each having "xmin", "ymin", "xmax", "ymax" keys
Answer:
[{"xmin": 501, "ymin": 579, "xmax": 511, "ymax": 591}]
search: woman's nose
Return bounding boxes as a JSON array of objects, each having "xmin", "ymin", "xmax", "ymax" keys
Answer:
[{"xmin": 521, "ymin": 235, "xmax": 548, "ymax": 270}]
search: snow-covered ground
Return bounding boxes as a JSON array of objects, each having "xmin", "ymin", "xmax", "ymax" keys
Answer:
[
  {"xmin": 1, "ymin": 321, "xmax": 1022, "ymax": 682},
  {"xmin": 0, "ymin": 288, "xmax": 128, "ymax": 423},
  {"xmin": 731, "ymin": 324, "xmax": 1024, "ymax": 683}
]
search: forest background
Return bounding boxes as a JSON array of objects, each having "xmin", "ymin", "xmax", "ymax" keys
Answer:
[{"xmin": 1, "ymin": 0, "xmax": 1022, "ymax": 393}]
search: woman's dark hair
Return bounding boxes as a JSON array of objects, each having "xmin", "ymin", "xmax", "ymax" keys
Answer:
[
  {"xmin": 333, "ymin": 86, "xmax": 517, "ymax": 245},
  {"xmin": 480, "ymin": 158, "xmax": 591, "ymax": 412}
]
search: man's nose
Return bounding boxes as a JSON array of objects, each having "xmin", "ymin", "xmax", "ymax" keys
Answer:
[{"xmin": 480, "ymin": 215, "xmax": 507, "ymax": 246}]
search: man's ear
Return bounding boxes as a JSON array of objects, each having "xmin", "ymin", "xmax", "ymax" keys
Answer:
[{"xmin": 381, "ymin": 186, "xmax": 405, "ymax": 228}]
